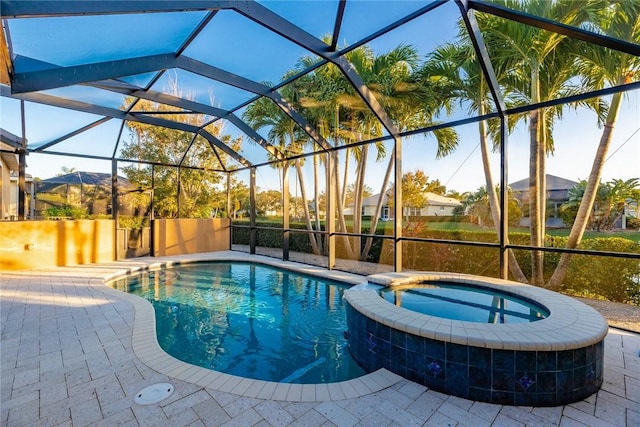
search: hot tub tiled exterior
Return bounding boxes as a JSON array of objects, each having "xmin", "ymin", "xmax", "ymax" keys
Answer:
[{"xmin": 344, "ymin": 272, "xmax": 608, "ymax": 406}]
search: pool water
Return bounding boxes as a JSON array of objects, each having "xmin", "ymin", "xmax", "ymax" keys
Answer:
[
  {"xmin": 379, "ymin": 282, "xmax": 549, "ymax": 323},
  {"xmin": 110, "ymin": 262, "xmax": 365, "ymax": 383}
]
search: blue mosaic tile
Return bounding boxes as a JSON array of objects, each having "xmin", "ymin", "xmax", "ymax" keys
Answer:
[
  {"xmin": 428, "ymin": 360, "xmax": 443, "ymax": 377},
  {"xmin": 366, "ymin": 332, "xmax": 377, "ymax": 351},
  {"xmin": 517, "ymin": 374, "xmax": 535, "ymax": 391},
  {"xmin": 344, "ymin": 301, "xmax": 604, "ymax": 406}
]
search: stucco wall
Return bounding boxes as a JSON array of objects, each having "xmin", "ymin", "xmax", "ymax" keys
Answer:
[
  {"xmin": 153, "ymin": 218, "xmax": 230, "ymax": 256},
  {"xmin": 0, "ymin": 219, "xmax": 115, "ymax": 270}
]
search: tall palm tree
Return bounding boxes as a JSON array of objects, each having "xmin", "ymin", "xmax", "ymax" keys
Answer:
[
  {"xmin": 422, "ymin": 40, "xmax": 528, "ymax": 283},
  {"xmin": 358, "ymin": 45, "xmax": 459, "ymax": 261},
  {"xmin": 479, "ymin": 0, "xmax": 598, "ymax": 285},
  {"xmin": 243, "ymin": 92, "xmax": 322, "ymax": 255},
  {"xmin": 548, "ymin": 1, "xmax": 640, "ymax": 288}
]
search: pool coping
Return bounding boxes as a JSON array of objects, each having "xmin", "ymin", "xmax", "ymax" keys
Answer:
[
  {"xmin": 94, "ymin": 251, "xmax": 404, "ymax": 402},
  {"xmin": 345, "ymin": 271, "xmax": 609, "ymax": 351}
]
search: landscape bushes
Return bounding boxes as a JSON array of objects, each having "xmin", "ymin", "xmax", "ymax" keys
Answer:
[{"xmin": 232, "ymin": 219, "xmax": 640, "ymax": 304}]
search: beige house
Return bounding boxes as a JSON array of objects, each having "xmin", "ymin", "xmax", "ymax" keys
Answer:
[
  {"xmin": 1, "ymin": 129, "xmax": 21, "ymax": 219},
  {"xmin": 345, "ymin": 192, "xmax": 461, "ymax": 220}
]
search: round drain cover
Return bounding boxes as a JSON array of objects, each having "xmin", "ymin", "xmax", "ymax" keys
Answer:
[{"xmin": 134, "ymin": 383, "xmax": 174, "ymax": 405}]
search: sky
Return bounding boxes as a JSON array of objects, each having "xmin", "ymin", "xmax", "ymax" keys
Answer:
[{"xmin": 1, "ymin": 0, "xmax": 638, "ymax": 194}]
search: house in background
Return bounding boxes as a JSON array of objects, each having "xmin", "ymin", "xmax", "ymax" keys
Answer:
[
  {"xmin": 509, "ymin": 174, "xmax": 578, "ymax": 227},
  {"xmin": 345, "ymin": 192, "xmax": 461, "ymax": 220},
  {"xmin": 1, "ymin": 128, "xmax": 34, "ymax": 219}
]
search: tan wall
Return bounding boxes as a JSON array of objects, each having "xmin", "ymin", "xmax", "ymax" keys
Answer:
[
  {"xmin": 0, "ymin": 219, "xmax": 115, "ymax": 270},
  {"xmin": 153, "ymin": 218, "xmax": 230, "ymax": 256}
]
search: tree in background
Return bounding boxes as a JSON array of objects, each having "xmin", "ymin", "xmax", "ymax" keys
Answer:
[
  {"xmin": 120, "ymin": 88, "xmax": 241, "ymax": 218},
  {"xmin": 387, "ymin": 171, "xmax": 447, "ymax": 222},
  {"xmin": 560, "ymin": 178, "xmax": 640, "ymax": 231}
]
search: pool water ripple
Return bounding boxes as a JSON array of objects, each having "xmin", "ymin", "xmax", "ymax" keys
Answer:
[{"xmin": 110, "ymin": 262, "xmax": 365, "ymax": 384}]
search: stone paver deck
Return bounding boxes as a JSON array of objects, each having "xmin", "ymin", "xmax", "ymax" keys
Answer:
[{"xmin": 2, "ymin": 251, "xmax": 639, "ymax": 426}]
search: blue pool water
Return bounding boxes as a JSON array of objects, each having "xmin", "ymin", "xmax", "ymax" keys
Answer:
[
  {"xmin": 109, "ymin": 262, "xmax": 365, "ymax": 383},
  {"xmin": 379, "ymin": 282, "xmax": 549, "ymax": 323}
]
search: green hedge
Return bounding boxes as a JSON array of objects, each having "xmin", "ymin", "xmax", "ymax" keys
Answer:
[{"xmin": 232, "ymin": 220, "xmax": 640, "ymax": 304}]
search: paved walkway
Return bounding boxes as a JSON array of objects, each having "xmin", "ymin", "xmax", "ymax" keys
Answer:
[{"xmin": 2, "ymin": 252, "xmax": 639, "ymax": 426}]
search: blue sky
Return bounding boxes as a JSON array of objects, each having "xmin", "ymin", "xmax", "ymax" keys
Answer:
[{"xmin": 1, "ymin": 1, "xmax": 638, "ymax": 193}]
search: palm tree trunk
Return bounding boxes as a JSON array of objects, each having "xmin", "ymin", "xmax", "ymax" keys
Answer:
[
  {"xmin": 362, "ymin": 149, "xmax": 395, "ymax": 261},
  {"xmin": 313, "ymin": 154, "xmax": 322, "ymax": 252},
  {"xmin": 294, "ymin": 159, "xmax": 320, "ymax": 255},
  {"xmin": 478, "ymin": 119, "xmax": 528, "ymax": 283},
  {"xmin": 354, "ymin": 145, "xmax": 368, "ymax": 259},
  {"xmin": 334, "ymin": 154, "xmax": 356, "ymax": 259},
  {"xmin": 547, "ymin": 90, "xmax": 623, "ymax": 289},
  {"xmin": 529, "ymin": 65, "xmax": 545, "ymax": 286}
]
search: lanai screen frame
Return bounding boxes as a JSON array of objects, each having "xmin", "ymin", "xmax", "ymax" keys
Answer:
[{"xmin": 1, "ymin": 0, "xmax": 639, "ymax": 278}]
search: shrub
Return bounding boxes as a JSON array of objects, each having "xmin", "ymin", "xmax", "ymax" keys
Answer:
[{"xmin": 626, "ymin": 216, "xmax": 640, "ymax": 230}]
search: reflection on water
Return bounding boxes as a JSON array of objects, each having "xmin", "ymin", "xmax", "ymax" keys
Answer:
[
  {"xmin": 380, "ymin": 282, "xmax": 549, "ymax": 323},
  {"xmin": 110, "ymin": 262, "xmax": 365, "ymax": 383}
]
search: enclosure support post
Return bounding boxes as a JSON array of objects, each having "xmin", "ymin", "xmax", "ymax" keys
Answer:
[
  {"xmin": 249, "ymin": 168, "xmax": 256, "ymax": 254},
  {"xmin": 327, "ymin": 151, "xmax": 335, "ymax": 270},
  {"xmin": 176, "ymin": 166, "xmax": 181, "ymax": 218},
  {"xmin": 394, "ymin": 137, "xmax": 402, "ymax": 272},
  {"xmin": 18, "ymin": 100, "xmax": 26, "ymax": 220},
  {"xmin": 499, "ymin": 117, "xmax": 509, "ymax": 279},
  {"xmin": 282, "ymin": 164, "xmax": 290, "ymax": 261},
  {"xmin": 150, "ymin": 166, "xmax": 155, "ymax": 257},
  {"xmin": 112, "ymin": 159, "xmax": 118, "ymax": 260}
]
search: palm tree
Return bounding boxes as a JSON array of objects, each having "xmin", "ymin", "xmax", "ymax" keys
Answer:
[
  {"xmin": 479, "ymin": 0, "xmax": 599, "ymax": 285},
  {"xmin": 243, "ymin": 92, "xmax": 322, "ymax": 255},
  {"xmin": 548, "ymin": 1, "xmax": 640, "ymax": 288},
  {"xmin": 358, "ymin": 45, "xmax": 459, "ymax": 261},
  {"xmin": 422, "ymin": 40, "xmax": 528, "ymax": 282}
]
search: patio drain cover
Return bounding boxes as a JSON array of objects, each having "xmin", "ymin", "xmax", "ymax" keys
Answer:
[{"xmin": 134, "ymin": 383, "xmax": 174, "ymax": 405}]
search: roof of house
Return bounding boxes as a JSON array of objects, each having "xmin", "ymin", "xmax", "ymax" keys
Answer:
[
  {"xmin": 509, "ymin": 174, "xmax": 578, "ymax": 192},
  {"xmin": 37, "ymin": 172, "xmax": 132, "ymax": 192}
]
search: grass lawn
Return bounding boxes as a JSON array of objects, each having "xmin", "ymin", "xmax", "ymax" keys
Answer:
[{"xmin": 242, "ymin": 217, "xmax": 640, "ymax": 243}]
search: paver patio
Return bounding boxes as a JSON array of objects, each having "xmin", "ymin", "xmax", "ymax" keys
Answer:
[{"xmin": 2, "ymin": 252, "xmax": 639, "ymax": 426}]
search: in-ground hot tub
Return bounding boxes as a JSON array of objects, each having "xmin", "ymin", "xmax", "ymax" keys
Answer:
[{"xmin": 344, "ymin": 272, "xmax": 608, "ymax": 406}]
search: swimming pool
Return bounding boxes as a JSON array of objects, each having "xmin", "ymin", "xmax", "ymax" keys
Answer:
[
  {"xmin": 109, "ymin": 262, "xmax": 365, "ymax": 384},
  {"xmin": 379, "ymin": 282, "xmax": 549, "ymax": 323}
]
